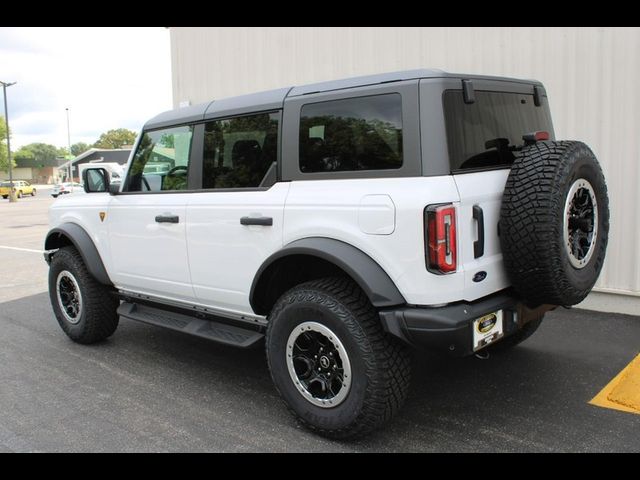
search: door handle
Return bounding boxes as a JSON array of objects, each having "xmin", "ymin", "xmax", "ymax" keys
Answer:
[
  {"xmin": 155, "ymin": 215, "xmax": 179, "ymax": 224},
  {"xmin": 240, "ymin": 216, "xmax": 273, "ymax": 226},
  {"xmin": 472, "ymin": 205, "xmax": 484, "ymax": 259}
]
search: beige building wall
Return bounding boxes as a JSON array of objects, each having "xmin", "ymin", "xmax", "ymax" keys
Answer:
[
  {"xmin": 170, "ymin": 27, "xmax": 640, "ymax": 315},
  {"xmin": 0, "ymin": 167, "xmax": 33, "ymax": 181}
]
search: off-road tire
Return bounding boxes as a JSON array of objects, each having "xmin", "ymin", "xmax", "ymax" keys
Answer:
[
  {"xmin": 266, "ymin": 277, "xmax": 412, "ymax": 439},
  {"xmin": 48, "ymin": 246, "xmax": 119, "ymax": 344},
  {"xmin": 500, "ymin": 141, "xmax": 609, "ymax": 306},
  {"xmin": 488, "ymin": 316, "xmax": 544, "ymax": 353}
]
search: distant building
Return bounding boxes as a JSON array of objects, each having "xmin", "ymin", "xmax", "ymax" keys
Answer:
[
  {"xmin": 58, "ymin": 148, "xmax": 131, "ymax": 182},
  {"xmin": 0, "ymin": 157, "xmax": 66, "ymax": 184}
]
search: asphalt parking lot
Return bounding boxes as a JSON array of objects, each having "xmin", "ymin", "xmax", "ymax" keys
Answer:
[{"xmin": 0, "ymin": 190, "xmax": 639, "ymax": 452}]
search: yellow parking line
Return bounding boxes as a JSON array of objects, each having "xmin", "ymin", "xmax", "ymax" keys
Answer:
[{"xmin": 590, "ymin": 353, "xmax": 640, "ymax": 415}]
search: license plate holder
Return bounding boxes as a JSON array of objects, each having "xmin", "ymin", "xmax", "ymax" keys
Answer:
[{"xmin": 473, "ymin": 311, "xmax": 504, "ymax": 351}]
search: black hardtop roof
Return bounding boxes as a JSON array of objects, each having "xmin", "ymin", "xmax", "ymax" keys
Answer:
[{"xmin": 145, "ymin": 69, "xmax": 542, "ymax": 130}]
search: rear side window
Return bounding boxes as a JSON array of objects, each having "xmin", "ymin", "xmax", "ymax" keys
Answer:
[
  {"xmin": 203, "ymin": 112, "xmax": 279, "ymax": 189},
  {"xmin": 299, "ymin": 94, "xmax": 403, "ymax": 173},
  {"xmin": 125, "ymin": 125, "xmax": 193, "ymax": 192},
  {"xmin": 443, "ymin": 90, "xmax": 553, "ymax": 171}
]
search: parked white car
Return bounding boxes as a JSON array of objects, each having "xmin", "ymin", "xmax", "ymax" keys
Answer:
[
  {"xmin": 51, "ymin": 182, "xmax": 84, "ymax": 198},
  {"xmin": 44, "ymin": 69, "xmax": 610, "ymax": 438}
]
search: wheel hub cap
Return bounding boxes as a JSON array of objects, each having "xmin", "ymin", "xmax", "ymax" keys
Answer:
[
  {"xmin": 563, "ymin": 178, "xmax": 598, "ymax": 269},
  {"xmin": 286, "ymin": 321, "xmax": 352, "ymax": 408},
  {"xmin": 56, "ymin": 270, "xmax": 83, "ymax": 324}
]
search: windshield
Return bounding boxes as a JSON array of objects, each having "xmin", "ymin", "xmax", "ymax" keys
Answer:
[{"xmin": 443, "ymin": 90, "xmax": 554, "ymax": 171}]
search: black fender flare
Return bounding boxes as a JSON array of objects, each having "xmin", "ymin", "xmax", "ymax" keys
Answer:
[
  {"xmin": 44, "ymin": 223, "xmax": 112, "ymax": 286},
  {"xmin": 250, "ymin": 237, "xmax": 405, "ymax": 313}
]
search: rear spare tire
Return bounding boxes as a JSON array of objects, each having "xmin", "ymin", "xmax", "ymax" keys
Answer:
[{"xmin": 500, "ymin": 141, "xmax": 609, "ymax": 306}]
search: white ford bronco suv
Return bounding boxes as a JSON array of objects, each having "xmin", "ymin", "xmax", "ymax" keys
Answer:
[{"xmin": 45, "ymin": 69, "xmax": 609, "ymax": 438}]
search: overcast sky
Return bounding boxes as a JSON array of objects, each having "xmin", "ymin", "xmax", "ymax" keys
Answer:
[{"xmin": 0, "ymin": 27, "xmax": 172, "ymax": 149}]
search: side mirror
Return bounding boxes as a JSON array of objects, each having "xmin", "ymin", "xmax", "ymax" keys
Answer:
[{"xmin": 83, "ymin": 168, "xmax": 110, "ymax": 193}]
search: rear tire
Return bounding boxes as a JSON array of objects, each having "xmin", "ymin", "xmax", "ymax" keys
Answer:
[
  {"xmin": 266, "ymin": 277, "xmax": 412, "ymax": 439},
  {"xmin": 48, "ymin": 246, "xmax": 119, "ymax": 344},
  {"xmin": 17, "ymin": 191, "xmax": 22, "ymax": 198},
  {"xmin": 2, "ymin": 195, "xmax": 7, "ymax": 199},
  {"xmin": 31, "ymin": 189, "xmax": 36, "ymax": 196},
  {"xmin": 51, "ymin": 194, "xmax": 58, "ymax": 198}
]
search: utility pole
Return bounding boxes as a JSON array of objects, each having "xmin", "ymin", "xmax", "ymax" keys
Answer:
[
  {"xmin": 1, "ymin": 80, "xmax": 17, "ymax": 202},
  {"xmin": 66, "ymin": 107, "xmax": 73, "ymax": 188}
]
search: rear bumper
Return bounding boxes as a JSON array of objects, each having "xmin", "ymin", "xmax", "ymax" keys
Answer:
[{"xmin": 379, "ymin": 292, "xmax": 554, "ymax": 357}]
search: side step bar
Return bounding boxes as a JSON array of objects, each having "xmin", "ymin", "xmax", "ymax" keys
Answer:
[{"xmin": 117, "ymin": 302, "xmax": 264, "ymax": 348}]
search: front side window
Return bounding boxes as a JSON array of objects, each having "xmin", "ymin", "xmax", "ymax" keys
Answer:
[
  {"xmin": 124, "ymin": 125, "xmax": 193, "ymax": 192},
  {"xmin": 299, "ymin": 94, "xmax": 403, "ymax": 173},
  {"xmin": 203, "ymin": 112, "xmax": 279, "ymax": 189}
]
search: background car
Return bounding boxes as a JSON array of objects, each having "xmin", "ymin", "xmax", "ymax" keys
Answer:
[
  {"xmin": 0, "ymin": 180, "xmax": 36, "ymax": 199},
  {"xmin": 51, "ymin": 182, "xmax": 84, "ymax": 198}
]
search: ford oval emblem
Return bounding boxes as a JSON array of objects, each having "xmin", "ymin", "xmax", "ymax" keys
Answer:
[
  {"xmin": 477, "ymin": 313, "xmax": 497, "ymax": 333},
  {"xmin": 473, "ymin": 271, "xmax": 487, "ymax": 283}
]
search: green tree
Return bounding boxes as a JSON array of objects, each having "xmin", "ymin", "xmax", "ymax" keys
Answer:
[
  {"xmin": 0, "ymin": 117, "xmax": 15, "ymax": 172},
  {"xmin": 93, "ymin": 128, "xmax": 137, "ymax": 149},
  {"xmin": 70, "ymin": 142, "xmax": 90, "ymax": 156},
  {"xmin": 14, "ymin": 143, "xmax": 62, "ymax": 163}
]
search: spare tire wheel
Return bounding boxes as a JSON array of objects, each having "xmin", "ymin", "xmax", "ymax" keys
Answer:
[{"xmin": 500, "ymin": 141, "xmax": 609, "ymax": 306}]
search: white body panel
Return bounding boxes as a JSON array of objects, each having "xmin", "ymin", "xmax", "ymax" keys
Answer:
[
  {"xmin": 452, "ymin": 170, "xmax": 510, "ymax": 300},
  {"xmin": 47, "ymin": 73, "xmax": 514, "ymax": 315},
  {"xmin": 48, "ymin": 193, "xmax": 114, "ymax": 275},
  {"xmin": 284, "ymin": 177, "xmax": 469, "ymax": 306},
  {"xmin": 107, "ymin": 194, "xmax": 194, "ymax": 301},
  {"xmin": 185, "ymin": 183, "xmax": 290, "ymax": 315},
  {"xmin": 49, "ymin": 172, "xmax": 508, "ymax": 313}
]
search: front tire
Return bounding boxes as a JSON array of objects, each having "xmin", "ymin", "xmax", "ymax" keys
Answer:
[
  {"xmin": 48, "ymin": 246, "xmax": 119, "ymax": 344},
  {"xmin": 2, "ymin": 195, "xmax": 7, "ymax": 199},
  {"xmin": 17, "ymin": 191, "xmax": 22, "ymax": 198},
  {"xmin": 266, "ymin": 277, "xmax": 412, "ymax": 439}
]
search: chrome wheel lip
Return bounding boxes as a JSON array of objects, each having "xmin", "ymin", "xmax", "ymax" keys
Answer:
[
  {"xmin": 286, "ymin": 321, "xmax": 352, "ymax": 408},
  {"xmin": 56, "ymin": 270, "xmax": 83, "ymax": 324},
  {"xmin": 563, "ymin": 178, "xmax": 598, "ymax": 269}
]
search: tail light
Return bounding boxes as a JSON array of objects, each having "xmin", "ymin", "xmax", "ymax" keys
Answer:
[{"xmin": 425, "ymin": 204, "xmax": 457, "ymax": 274}]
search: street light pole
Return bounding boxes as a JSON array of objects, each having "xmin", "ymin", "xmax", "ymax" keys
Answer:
[
  {"xmin": 65, "ymin": 107, "xmax": 72, "ymax": 187},
  {"xmin": 1, "ymin": 80, "xmax": 17, "ymax": 203}
]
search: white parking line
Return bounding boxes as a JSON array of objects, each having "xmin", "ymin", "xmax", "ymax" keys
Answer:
[{"xmin": 0, "ymin": 245, "xmax": 44, "ymax": 254}]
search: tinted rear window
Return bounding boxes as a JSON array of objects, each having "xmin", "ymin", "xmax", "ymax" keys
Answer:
[
  {"xmin": 299, "ymin": 94, "xmax": 403, "ymax": 173},
  {"xmin": 443, "ymin": 90, "xmax": 553, "ymax": 171}
]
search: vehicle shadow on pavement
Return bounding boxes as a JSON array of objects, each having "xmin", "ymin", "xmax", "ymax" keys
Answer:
[{"xmin": 1, "ymin": 292, "xmax": 639, "ymax": 452}]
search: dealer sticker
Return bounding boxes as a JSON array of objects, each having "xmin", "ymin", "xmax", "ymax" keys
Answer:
[{"xmin": 473, "ymin": 311, "xmax": 504, "ymax": 351}]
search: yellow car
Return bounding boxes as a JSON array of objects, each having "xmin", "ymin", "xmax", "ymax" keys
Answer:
[{"xmin": 0, "ymin": 180, "xmax": 36, "ymax": 199}]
